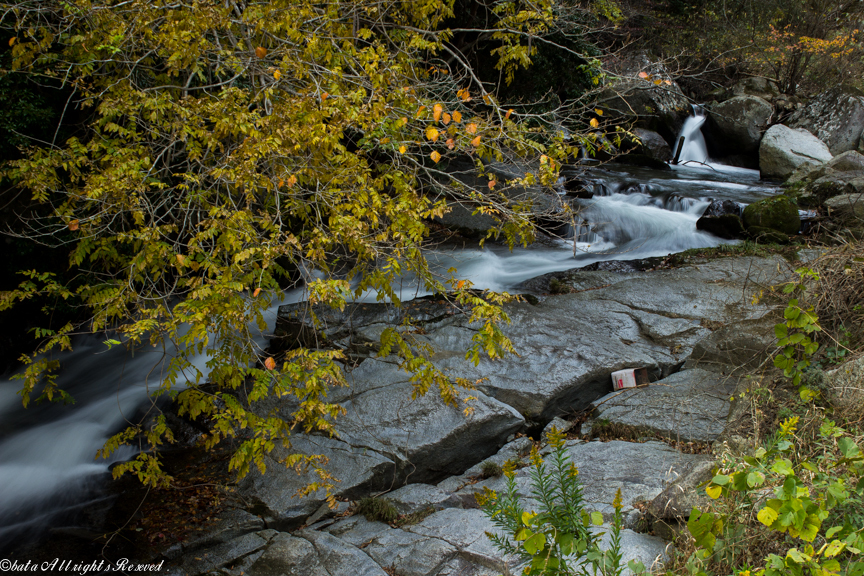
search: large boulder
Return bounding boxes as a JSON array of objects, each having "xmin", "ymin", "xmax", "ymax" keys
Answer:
[
  {"xmin": 706, "ymin": 95, "xmax": 774, "ymax": 154},
  {"xmin": 742, "ymin": 195, "xmax": 801, "ymax": 235},
  {"xmin": 789, "ymin": 87, "xmax": 864, "ymax": 155},
  {"xmin": 759, "ymin": 124, "xmax": 833, "ymax": 179},
  {"xmin": 631, "ymin": 128, "xmax": 673, "ymax": 161}
]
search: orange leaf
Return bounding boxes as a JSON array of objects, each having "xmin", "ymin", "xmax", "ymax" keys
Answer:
[
  {"xmin": 505, "ymin": 109, "xmax": 513, "ymax": 119},
  {"xmin": 488, "ymin": 180, "xmax": 496, "ymax": 189},
  {"xmin": 321, "ymin": 92, "xmax": 329, "ymax": 100},
  {"xmin": 442, "ymin": 113, "xmax": 451, "ymax": 125},
  {"xmin": 425, "ymin": 126, "xmax": 440, "ymax": 142},
  {"xmin": 68, "ymin": 219, "xmax": 79, "ymax": 231},
  {"xmin": 638, "ymin": 71, "xmax": 649, "ymax": 79},
  {"xmin": 253, "ymin": 288, "xmax": 262, "ymax": 297},
  {"xmin": 8, "ymin": 37, "xmax": 16, "ymax": 47},
  {"xmin": 446, "ymin": 138, "xmax": 455, "ymax": 150},
  {"xmin": 452, "ymin": 111, "xmax": 462, "ymax": 123},
  {"xmin": 589, "ymin": 118, "xmax": 599, "ymax": 128},
  {"xmin": 286, "ymin": 175, "xmax": 297, "ymax": 187},
  {"xmin": 471, "ymin": 135, "xmax": 481, "ymax": 147},
  {"xmin": 466, "ymin": 123, "xmax": 477, "ymax": 134},
  {"xmin": 654, "ymin": 79, "xmax": 662, "ymax": 85},
  {"xmin": 433, "ymin": 104, "xmax": 443, "ymax": 122},
  {"xmin": 400, "ymin": 116, "xmax": 408, "ymax": 125},
  {"xmin": 430, "ymin": 151, "xmax": 441, "ymax": 163},
  {"xmin": 416, "ymin": 105, "xmax": 426, "ymax": 118},
  {"xmin": 457, "ymin": 88, "xmax": 471, "ymax": 102},
  {"xmin": 456, "ymin": 280, "xmax": 465, "ymax": 290},
  {"xmin": 255, "ymin": 46, "xmax": 267, "ymax": 58},
  {"xmin": 264, "ymin": 357, "xmax": 276, "ymax": 370},
  {"xmin": 540, "ymin": 154, "xmax": 548, "ymax": 164}
]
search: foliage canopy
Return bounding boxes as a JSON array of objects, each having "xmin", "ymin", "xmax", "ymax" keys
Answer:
[{"xmin": 0, "ymin": 0, "xmax": 609, "ymax": 492}]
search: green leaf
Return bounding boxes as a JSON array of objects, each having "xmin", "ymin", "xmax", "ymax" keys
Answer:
[
  {"xmin": 590, "ymin": 511, "xmax": 604, "ymax": 526},
  {"xmin": 712, "ymin": 474, "xmax": 730, "ymax": 485},
  {"xmin": 523, "ymin": 532, "xmax": 546, "ymax": 555}
]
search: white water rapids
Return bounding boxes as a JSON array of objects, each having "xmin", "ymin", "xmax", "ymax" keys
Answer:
[{"xmin": 0, "ymin": 115, "xmax": 780, "ymax": 548}]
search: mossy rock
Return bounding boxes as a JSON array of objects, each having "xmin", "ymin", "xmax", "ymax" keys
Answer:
[
  {"xmin": 747, "ymin": 226, "xmax": 789, "ymax": 244},
  {"xmin": 742, "ymin": 196, "xmax": 801, "ymax": 235}
]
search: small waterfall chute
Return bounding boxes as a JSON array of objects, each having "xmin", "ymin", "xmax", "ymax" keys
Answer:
[{"xmin": 676, "ymin": 105, "xmax": 710, "ymax": 166}]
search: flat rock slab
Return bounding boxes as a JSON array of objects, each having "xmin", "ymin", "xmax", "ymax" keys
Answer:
[
  {"xmin": 456, "ymin": 440, "xmax": 709, "ymax": 518},
  {"xmin": 591, "ymin": 368, "xmax": 740, "ymax": 442}
]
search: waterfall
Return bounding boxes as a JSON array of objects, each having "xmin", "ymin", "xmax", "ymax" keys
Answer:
[{"xmin": 677, "ymin": 105, "xmax": 709, "ymax": 166}]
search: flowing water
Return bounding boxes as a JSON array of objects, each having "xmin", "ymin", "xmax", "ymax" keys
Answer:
[{"xmin": 0, "ymin": 116, "xmax": 780, "ymax": 549}]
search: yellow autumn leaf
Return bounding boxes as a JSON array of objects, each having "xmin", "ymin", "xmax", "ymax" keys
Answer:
[
  {"xmin": 466, "ymin": 123, "xmax": 477, "ymax": 134},
  {"xmin": 482, "ymin": 94, "xmax": 490, "ymax": 104},
  {"xmin": 540, "ymin": 154, "xmax": 548, "ymax": 164},
  {"xmin": 176, "ymin": 254, "xmax": 185, "ymax": 266},
  {"xmin": 452, "ymin": 111, "xmax": 462, "ymax": 123},
  {"xmin": 590, "ymin": 118, "xmax": 599, "ymax": 128},
  {"xmin": 400, "ymin": 116, "xmax": 408, "ymax": 125},
  {"xmin": 430, "ymin": 150, "xmax": 441, "ymax": 163},
  {"xmin": 433, "ymin": 103, "xmax": 443, "ymax": 122},
  {"xmin": 425, "ymin": 126, "xmax": 440, "ymax": 141},
  {"xmin": 654, "ymin": 79, "xmax": 662, "ymax": 85},
  {"xmin": 273, "ymin": 70, "xmax": 282, "ymax": 80},
  {"xmin": 457, "ymin": 88, "xmax": 471, "ymax": 101},
  {"xmin": 286, "ymin": 175, "xmax": 297, "ymax": 187},
  {"xmin": 416, "ymin": 105, "xmax": 426, "ymax": 118},
  {"xmin": 471, "ymin": 135, "xmax": 481, "ymax": 147},
  {"xmin": 442, "ymin": 113, "xmax": 451, "ymax": 125},
  {"xmin": 706, "ymin": 484, "xmax": 723, "ymax": 499},
  {"xmin": 8, "ymin": 37, "xmax": 16, "ymax": 47},
  {"xmin": 595, "ymin": 108, "xmax": 603, "ymax": 116},
  {"xmin": 399, "ymin": 145, "xmax": 407, "ymax": 154}
]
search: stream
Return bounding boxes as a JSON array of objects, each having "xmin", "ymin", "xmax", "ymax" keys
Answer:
[{"xmin": 0, "ymin": 121, "xmax": 780, "ymax": 550}]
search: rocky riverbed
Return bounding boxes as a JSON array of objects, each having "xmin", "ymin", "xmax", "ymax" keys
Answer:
[{"xmin": 113, "ymin": 253, "xmax": 795, "ymax": 576}]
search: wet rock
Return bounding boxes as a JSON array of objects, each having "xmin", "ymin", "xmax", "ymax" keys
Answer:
[
  {"xmin": 434, "ymin": 203, "xmax": 499, "ymax": 238},
  {"xmin": 701, "ymin": 199, "xmax": 743, "ymax": 218},
  {"xmin": 696, "ymin": 214, "xmax": 746, "ymax": 239},
  {"xmin": 742, "ymin": 195, "xmax": 801, "ymax": 235},
  {"xmin": 591, "ymin": 369, "xmax": 739, "ymax": 443},
  {"xmin": 707, "ymin": 95, "xmax": 773, "ymax": 154},
  {"xmin": 237, "ymin": 436, "xmax": 396, "ymax": 530},
  {"xmin": 789, "ymin": 87, "xmax": 864, "ymax": 155},
  {"xmin": 759, "ymin": 124, "xmax": 832, "ymax": 179}
]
